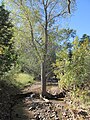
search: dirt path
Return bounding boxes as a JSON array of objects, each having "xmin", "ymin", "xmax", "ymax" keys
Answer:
[{"xmin": 11, "ymin": 82, "xmax": 90, "ymax": 120}]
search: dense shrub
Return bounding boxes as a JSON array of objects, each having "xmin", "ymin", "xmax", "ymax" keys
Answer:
[{"xmin": 54, "ymin": 36, "xmax": 90, "ymax": 90}]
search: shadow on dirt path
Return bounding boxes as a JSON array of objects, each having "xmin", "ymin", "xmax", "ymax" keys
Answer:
[
  {"xmin": 10, "ymin": 82, "xmax": 68, "ymax": 120},
  {"xmin": 1, "ymin": 81, "xmax": 89, "ymax": 120},
  {"xmin": 0, "ymin": 80, "xmax": 30, "ymax": 120}
]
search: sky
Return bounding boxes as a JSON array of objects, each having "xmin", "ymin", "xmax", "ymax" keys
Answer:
[
  {"xmin": 0, "ymin": 0, "xmax": 90, "ymax": 38},
  {"xmin": 68, "ymin": 0, "xmax": 90, "ymax": 38}
]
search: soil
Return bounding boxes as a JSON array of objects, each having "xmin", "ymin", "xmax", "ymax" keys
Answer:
[{"xmin": 0, "ymin": 81, "xmax": 90, "ymax": 120}]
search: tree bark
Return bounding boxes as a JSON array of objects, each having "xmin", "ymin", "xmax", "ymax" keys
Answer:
[
  {"xmin": 41, "ymin": 61, "xmax": 46, "ymax": 97},
  {"xmin": 41, "ymin": 2, "xmax": 48, "ymax": 97}
]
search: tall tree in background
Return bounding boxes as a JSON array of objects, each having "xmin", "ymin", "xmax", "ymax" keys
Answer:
[
  {"xmin": 5, "ymin": 0, "xmax": 76, "ymax": 97},
  {"xmin": 0, "ymin": 4, "xmax": 17, "ymax": 76}
]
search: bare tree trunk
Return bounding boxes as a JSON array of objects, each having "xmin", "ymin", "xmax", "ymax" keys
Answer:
[
  {"xmin": 41, "ymin": 2, "xmax": 48, "ymax": 97},
  {"xmin": 41, "ymin": 61, "xmax": 46, "ymax": 97}
]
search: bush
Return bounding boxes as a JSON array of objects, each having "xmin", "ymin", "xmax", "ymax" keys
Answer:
[{"xmin": 54, "ymin": 36, "xmax": 90, "ymax": 90}]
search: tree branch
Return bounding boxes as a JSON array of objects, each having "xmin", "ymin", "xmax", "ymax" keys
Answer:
[
  {"xmin": 48, "ymin": 11, "xmax": 68, "ymax": 23},
  {"xmin": 67, "ymin": 0, "xmax": 71, "ymax": 14},
  {"xmin": 12, "ymin": 1, "xmax": 41, "ymax": 60},
  {"xmin": 48, "ymin": 1, "xmax": 58, "ymax": 20}
]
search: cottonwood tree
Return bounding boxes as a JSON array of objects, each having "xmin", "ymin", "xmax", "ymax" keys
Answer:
[{"xmin": 5, "ymin": 0, "xmax": 76, "ymax": 97}]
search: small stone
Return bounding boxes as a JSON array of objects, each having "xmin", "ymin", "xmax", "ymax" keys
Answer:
[
  {"xmin": 55, "ymin": 111, "xmax": 58, "ymax": 115},
  {"xmin": 52, "ymin": 110, "xmax": 55, "ymax": 112},
  {"xmin": 78, "ymin": 110, "xmax": 88, "ymax": 116},
  {"xmin": 29, "ymin": 107, "xmax": 33, "ymax": 110},
  {"xmin": 63, "ymin": 112, "xmax": 66, "ymax": 116},
  {"xmin": 34, "ymin": 115, "xmax": 40, "ymax": 120},
  {"xmin": 57, "ymin": 104, "xmax": 60, "ymax": 107},
  {"xmin": 37, "ymin": 112, "xmax": 40, "ymax": 115},
  {"xmin": 30, "ymin": 93, "xmax": 35, "ymax": 98},
  {"xmin": 38, "ymin": 115, "xmax": 41, "ymax": 118},
  {"xmin": 36, "ymin": 106, "xmax": 38, "ymax": 109},
  {"xmin": 47, "ymin": 110, "xmax": 51, "ymax": 113},
  {"xmin": 50, "ymin": 114, "xmax": 55, "ymax": 118},
  {"xmin": 44, "ymin": 109, "xmax": 47, "ymax": 112},
  {"xmin": 55, "ymin": 117, "xmax": 59, "ymax": 120},
  {"xmin": 43, "ymin": 118, "xmax": 46, "ymax": 120}
]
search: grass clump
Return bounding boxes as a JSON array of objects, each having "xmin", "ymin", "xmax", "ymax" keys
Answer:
[{"xmin": 14, "ymin": 73, "xmax": 34, "ymax": 88}]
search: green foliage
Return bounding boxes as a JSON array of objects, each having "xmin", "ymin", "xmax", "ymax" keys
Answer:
[
  {"xmin": 4, "ymin": 1, "xmax": 42, "ymax": 77},
  {"xmin": 17, "ymin": 39, "xmax": 41, "ymax": 76},
  {"xmin": 4, "ymin": 1, "xmax": 76, "ymax": 79},
  {"xmin": 0, "ymin": 4, "xmax": 17, "ymax": 76},
  {"xmin": 1, "ymin": 71, "xmax": 34, "ymax": 88},
  {"xmin": 54, "ymin": 34, "xmax": 90, "ymax": 107},
  {"xmin": 14, "ymin": 73, "xmax": 34, "ymax": 88},
  {"xmin": 54, "ymin": 35, "xmax": 90, "ymax": 90}
]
